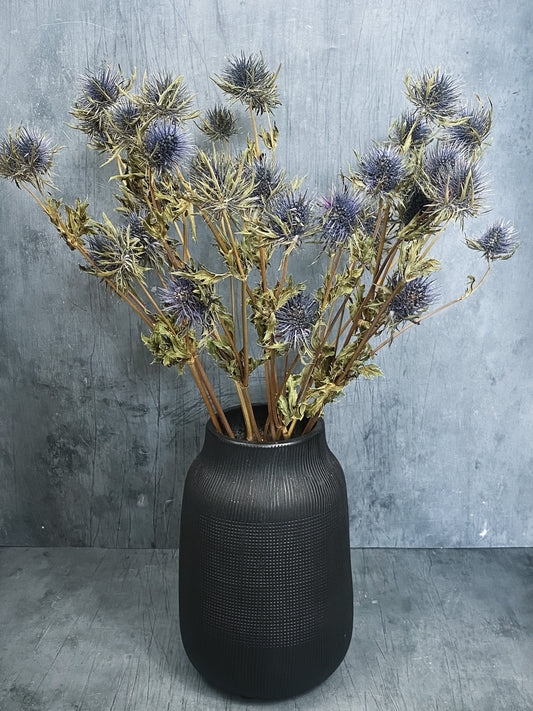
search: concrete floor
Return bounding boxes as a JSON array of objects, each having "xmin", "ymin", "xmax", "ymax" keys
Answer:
[{"xmin": 0, "ymin": 547, "xmax": 531, "ymax": 711}]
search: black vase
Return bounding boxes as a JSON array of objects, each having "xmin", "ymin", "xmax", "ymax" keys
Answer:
[{"xmin": 178, "ymin": 406, "xmax": 353, "ymax": 700}]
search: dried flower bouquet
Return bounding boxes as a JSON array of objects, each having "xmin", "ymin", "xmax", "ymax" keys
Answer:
[{"xmin": 0, "ymin": 54, "xmax": 517, "ymax": 441}]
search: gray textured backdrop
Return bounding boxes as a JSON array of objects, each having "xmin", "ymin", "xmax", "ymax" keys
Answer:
[{"xmin": 1, "ymin": 0, "xmax": 531, "ymax": 548}]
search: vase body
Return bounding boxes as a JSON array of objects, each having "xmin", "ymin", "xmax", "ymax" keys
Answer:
[{"xmin": 178, "ymin": 406, "xmax": 353, "ymax": 700}]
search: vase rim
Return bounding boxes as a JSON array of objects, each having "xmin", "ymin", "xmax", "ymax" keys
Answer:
[{"xmin": 206, "ymin": 404, "xmax": 325, "ymax": 448}]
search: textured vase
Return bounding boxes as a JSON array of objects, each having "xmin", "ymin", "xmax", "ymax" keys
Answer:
[{"xmin": 178, "ymin": 406, "xmax": 353, "ymax": 700}]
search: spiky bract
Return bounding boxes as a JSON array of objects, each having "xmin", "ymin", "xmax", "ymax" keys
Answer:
[
  {"xmin": 445, "ymin": 102, "xmax": 492, "ymax": 152},
  {"xmin": 85, "ymin": 228, "xmax": 146, "ymax": 291},
  {"xmin": 389, "ymin": 111, "xmax": 431, "ymax": 148}
]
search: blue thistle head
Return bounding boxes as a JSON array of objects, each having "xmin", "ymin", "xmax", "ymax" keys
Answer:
[
  {"xmin": 275, "ymin": 292, "xmax": 319, "ymax": 349},
  {"xmin": 445, "ymin": 103, "xmax": 492, "ymax": 152},
  {"xmin": 320, "ymin": 189, "xmax": 364, "ymax": 248},
  {"xmin": 143, "ymin": 118, "xmax": 193, "ymax": 175},
  {"xmin": 78, "ymin": 67, "xmax": 122, "ymax": 108},
  {"xmin": 388, "ymin": 276, "xmax": 436, "ymax": 324},
  {"xmin": 466, "ymin": 220, "xmax": 518, "ymax": 261},
  {"xmin": 160, "ymin": 276, "xmax": 209, "ymax": 329},
  {"xmin": 199, "ymin": 105, "xmax": 238, "ymax": 142},
  {"xmin": 249, "ymin": 158, "xmax": 283, "ymax": 201},
  {"xmin": 0, "ymin": 126, "xmax": 57, "ymax": 187},
  {"xmin": 141, "ymin": 72, "xmax": 196, "ymax": 121},
  {"xmin": 406, "ymin": 69, "xmax": 462, "ymax": 123},
  {"xmin": 108, "ymin": 98, "xmax": 141, "ymax": 136},
  {"xmin": 124, "ymin": 211, "xmax": 165, "ymax": 267},
  {"xmin": 214, "ymin": 52, "xmax": 280, "ymax": 115},
  {"xmin": 389, "ymin": 111, "xmax": 431, "ymax": 148},
  {"xmin": 424, "ymin": 146, "xmax": 485, "ymax": 220},
  {"xmin": 269, "ymin": 192, "xmax": 318, "ymax": 247},
  {"xmin": 359, "ymin": 144, "xmax": 406, "ymax": 197}
]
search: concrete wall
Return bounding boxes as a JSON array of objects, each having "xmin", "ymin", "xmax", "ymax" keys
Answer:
[{"xmin": 1, "ymin": 0, "xmax": 531, "ymax": 547}]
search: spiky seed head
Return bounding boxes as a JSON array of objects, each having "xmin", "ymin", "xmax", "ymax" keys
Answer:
[
  {"xmin": 199, "ymin": 105, "xmax": 238, "ymax": 142},
  {"xmin": 77, "ymin": 67, "xmax": 122, "ymax": 108},
  {"xmin": 85, "ymin": 229, "xmax": 145, "ymax": 291},
  {"xmin": 359, "ymin": 144, "xmax": 406, "ymax": 197},
  {"xmin": 248, "ymin": 158, "xmax": 283, "ymax": 201},
  {"xmin": 124, "ymin": 211, "xmax": 165, "ymax": 268},
  {"xmin": 275, "ymin": 292, "xmax": 319, "ymax": 348},
  {"xmin": 108, "ymin": 98, "xmax": 141, "ymax": 135},
  {"xmin": 445, "ymin": 103, "xmax": 492, "ymax": 152},
  {"xmin": 214, "ymin": 52, "xmax": 280, "ymax": 115},
  {"xmin": 140, "ymin": 72, "xmax": 196, "ymax": 121},
  {"xmin": 160, "ymin": 276, "xmax": 209, "ymax": 328},
  {"xmin": 389, "ymin": 111, "xmax": 431, "ymax": 148},
  {"xmin": 388, "ymin": 276, "xmax": 436, "ymax": 323},
  {"xmin": 268, "ymin": 192, "xmax": 318, "ymax": 247},
  {"xmin": 423, "ymin": 147, "xmax": 485, "ymax": 221},
  {"xmin": 321, "ymin": 189, "xmax": 364, "ymax": 248},
  {"xmin": 0, "ymin": 126, "xmax": 58, "ymax": 187},
  {"xmin": 406, "ymin": 69, "xmax": 463, "ymax": 123},
  {"xmin": 466, "ymin": 220, "xmax": 518, "ymax": 261},
  {"xmin": 143, "ymin": 118, "xmax": 193, "ymax": 174}
]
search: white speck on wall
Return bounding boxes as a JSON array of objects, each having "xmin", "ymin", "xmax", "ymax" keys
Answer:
[{"xmin": 479, "ymin": 523, "xmax": 489, "ymax": 538}]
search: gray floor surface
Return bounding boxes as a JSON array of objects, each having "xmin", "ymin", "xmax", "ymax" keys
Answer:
[{"xmin": 0, "ymin": 547, "xmax": 531, "ymax": 711}]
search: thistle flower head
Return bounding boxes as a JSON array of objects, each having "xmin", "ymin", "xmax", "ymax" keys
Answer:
[
  {"xmin": 320, "ymin": 189, "xmax": 364, "ymax": 248},
  {"xmin": 199, "ymin": 105, "xmax": 238, "ymax": 142},
  {"xmin": 389, "ymin": 111, "xmax": 431, "ymax": 148},
  {"xmin": 268, "ymin": 191, "xmax": 318, "ymax": 247},
  {"xmin": 77, "ymin": 67, "xmax": 123, "ymax": 108},
  {"xmin": 143, "ymin": 118, "xmax": 193, "ymax": 175},
  {"xmin": 108, "ymin": 98, "xmax": 141, "ymax": 136},
  {"xmin": 85, "ymin": 228, "xmax": 145, "ymax": 291},
  {"xmin": 445, "ymin": 102, "xmax": 492, "ymax": 152},
  {"xmin": 388, "ymin": 276, "xmax": 436, "ymax": 324},
  {"xmin": 160, "ymin": 276, "xmax": 209, "ymax": 329},
  {"xmin": 466, "ymin": 220, "xmax": 518, "ymax": 261},
  {"xmin": 0, "ymin": 126, "xmax": 58, "ymax": 187},
  {"xmin": 189, "ymin": 150, "xmax": 256, "ymax": 220},
  {"xmin": 140, "ymin": 72, "xmax": 196, "ymax": 121},
  {"xmin": 248, "ymin": 157, "xmax": 283, "ymax": 201},
  {"xmin": 359, "ymin": 144, "xmax": 406, "ymax": 197},
  {"xmin": 275, "ymin": 292, "xmax": 319, "ymax": 349},
  {"xmin": 406, "ymin": 69, "xmax": 462, "ymax": 123},
  {"xmin": 214, "ymin": 52, "xmax": 280, "ymax": 115},
  {"xmin": 423, "ymin": 146, "xmax": 485, "ymax": 221},
  {"xmin": 124, "ymin": 211, "xmax": 165, "ymax": 267}
]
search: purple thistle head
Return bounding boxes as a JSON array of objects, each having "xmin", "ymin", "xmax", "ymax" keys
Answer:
[
  {"xmin": 143, "ymin": 118, "xmax": 193, "ymax": 175},
  {"xmin": 390, "ymin": 111, "xmax": 431, "ymax": 148},
  {"xmin": 249, "ymin": 158, "xmax": 283, "ymax": 201},
  {"xmin": 388, "ymin": 276, "xmax": 436, "ymax": 323},
  {"xmin": 125, "ymin": 211, "xmax": 165, "ymax": 267},
  {"xmin": 424, "ymin": 147, "xmax": 485, "ymax": 220},
  {"xmin": 214, "ymin": 52, "xmax": 280, "ymax": 115},
  {"xmin": 445, "ymin": 103, "xmax": 492, "ymax": 152},
  {"xmin": 321, "ymin": 189, "xmax": 364, "ymax": 248},
  {"xmin": 406, "ymin": 69, "xmax": 462, "ymax": 123},
  {"xmin": 160, "ymin": 276, "xmax": 209, "ymax": 329},
  {"xmin": 0, "ymin": 126, "xmax": 57, "ymax": 186},
  {"xmin": 77, "ymin": 67, "xmax": 122, "ymax": 109},
  {"xmin": 108, "ymin": 98, "xmax": 141, "ymax": 135},
  {"xmin": 275, "ymin": 292, "xmax": 319, "ymax": 348},
  {"xmin": 466, "ymin": 220, "xmax": 518, "ymax": 261},
  {"xmin": 269, "ymin": 192, "xmax": 318, "ymax": 247},
  {"xmin": 141, "ymin": 72, "xmax": 195, "ymax": 121},
  {"xmin": 359, "ymin": 144, "xmax": 406, "ymax": 197},
  {"xmin": 199, "ymin": 105, "xmax": 238, "ymax": 142}
]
